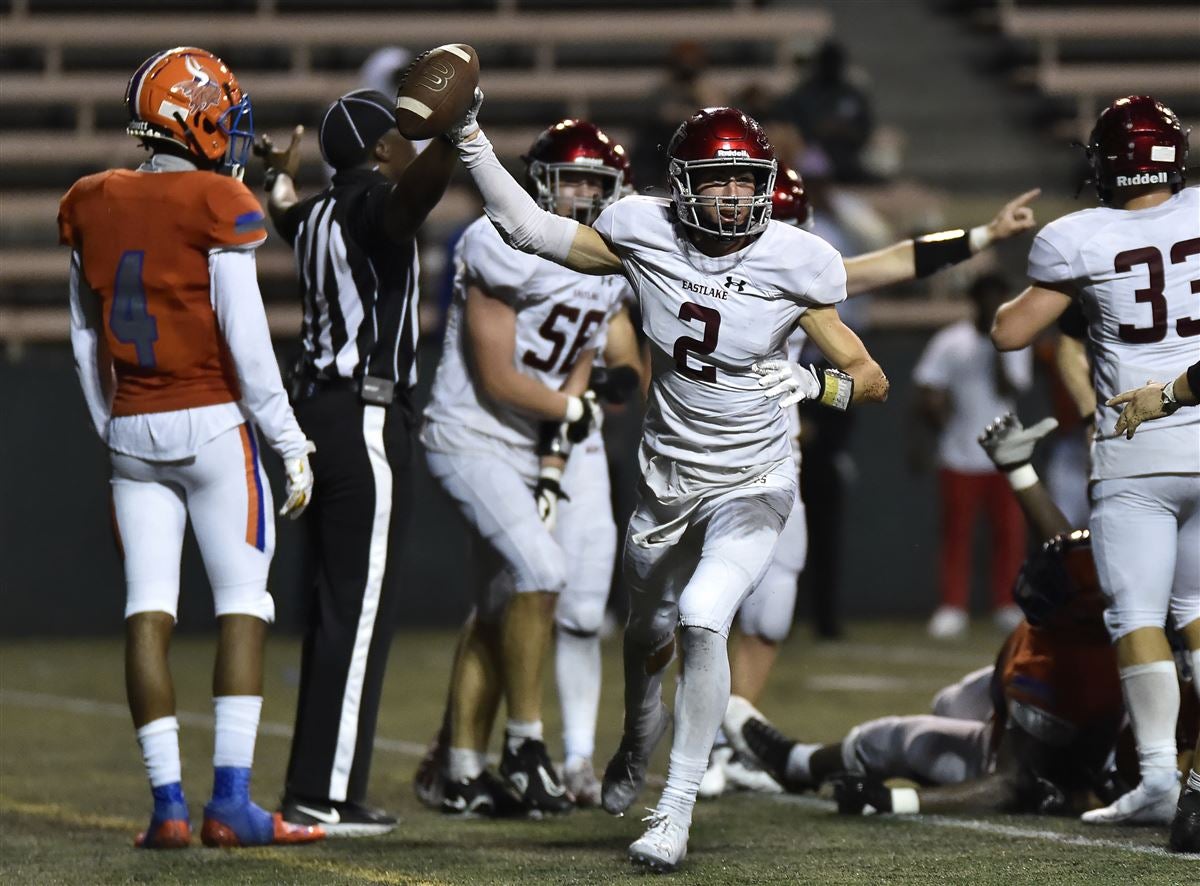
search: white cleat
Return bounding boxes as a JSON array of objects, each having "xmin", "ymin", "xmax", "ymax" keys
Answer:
[
  {"xmin": 564, "ymin": 758, "xmax": 602, "ymax": 808},
  {"xmin": 629, "ymin": 809, "xmax": 689, "ymax": 873},
  {"xmin": 697, "ymin": 745, "xmax": 731, "ymax": 799},
  {"xmin": 927, "ymin": 606, "xmax": 968, "ymax": 640},
  {"xmin": 1081, "ymin": 778, "xmax": 1181, "ymax": 825}
]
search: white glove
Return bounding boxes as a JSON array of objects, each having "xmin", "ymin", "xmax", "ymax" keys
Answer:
[
  {"xmin": 977, "ymin": 413, "xmax": 1058, "ymax": 471},
  {"xmin": 752, "ymin": 360, "xmax": 821, "ymax": 409},
  {"xmin": 444, "ymin": 87, "xmax": 484, "ymax": 145},
  {"xmin": 279, "ymin": 440, "xmax": 316, "ymax": 520},
  {"xmin": 534, "ymin": 465, "xmax": 566, "ymax": 532}
]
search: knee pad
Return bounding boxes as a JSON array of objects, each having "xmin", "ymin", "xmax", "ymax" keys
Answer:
[
  {"xmin": 212, "ymin": 581, "xmax": 276, "ymax": 624},
  {"xmin": 556, "ymin": 590, "xmax": 608, "ymax": 637}
]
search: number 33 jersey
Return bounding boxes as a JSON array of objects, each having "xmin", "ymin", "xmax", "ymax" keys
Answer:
[
  {"xmin": 1028, "ymin": 186, "xmax": 1200, "ymax": 480},
  {"xmin": 58, "ymin": 168, "xmax": 267, "ymax": 417},
  {"xmin": 592, "ymin": 195, "xmax": 847, "ymax": 471},
  {"xmin": 423, "ymin": 214, "xmax": 630, "ymax": 456}
]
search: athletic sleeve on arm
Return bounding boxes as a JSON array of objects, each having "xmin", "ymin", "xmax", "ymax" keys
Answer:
[
  {"xmin": 204, "ymin": 177, "xmax": 268, "ymax": 250},
  {"xmin": 209, "ymin": 248, "xmax": 309, "ymax": 459},
  {"xmin": 68, "ymin": 250, "xmax": 111, "ymax": 439},
  {"xmin": 1027, "ymin": 228, "xmax": 1073, "ymax": 285}
]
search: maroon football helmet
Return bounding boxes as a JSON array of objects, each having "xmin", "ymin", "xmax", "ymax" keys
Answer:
[
  {"xmin": 523, "ymin": 119, "xmax": 631, "ymax": 225},
  {"xmin": 771, "ymin": 162, "xmax": 813, "ymax": 230},
  {"xmin": 1086, "ymin": 95, "xmax": 1188, "ymax": 206},
  {"xmin": 666, "ymin": 107, "xmax": 777, "ymax": 239}
]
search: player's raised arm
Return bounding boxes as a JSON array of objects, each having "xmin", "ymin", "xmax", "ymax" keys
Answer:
[
  {"xmin": 843, "ymin": 189, "xmax": 1040, "ymax": 297},
  {"xmin": 447, "ymin": 97, "xmax": 623, "ymax": 277}
]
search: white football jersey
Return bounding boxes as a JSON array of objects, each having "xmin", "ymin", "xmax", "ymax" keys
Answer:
[
  {"xmin": 592, "ymin": 195, "xmax": 847, "ymax": 471},
  {"xmin": 1028, "ymin": 186, "xmax": 1200, "ymax": 479},
  {"xmin": 424, "ymin": 215, "xmax": 631, "ymax": 456}
]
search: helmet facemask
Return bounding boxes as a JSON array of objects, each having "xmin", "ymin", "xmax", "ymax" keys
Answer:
[
  {"xmin": 217, "ymin": 93, "xmax": 254, "ymax": 180},
  {"xmin": 669, "ymin": 157, "xmax": 776, "ymax": 239},
  {"xmin": 529, "ymin": 160, "xmax": 624, "ymax": 225}
]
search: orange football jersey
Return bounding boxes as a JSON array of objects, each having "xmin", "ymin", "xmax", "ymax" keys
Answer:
[{"xmin": 59, "ymin": 169, "xmax": 267, "ymax": 416}]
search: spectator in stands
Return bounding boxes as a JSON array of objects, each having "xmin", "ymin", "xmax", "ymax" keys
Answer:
[
  {"xmin": 912, "ymin": 273, "xmax": 1033, "ymax": 640},
  {"xmin": 631, "ymin": 40, "xmax": 724, "ymax": 190},
  {"xmin": 772, "ymin": 41, "xmax": 875, "ymax": 183}
]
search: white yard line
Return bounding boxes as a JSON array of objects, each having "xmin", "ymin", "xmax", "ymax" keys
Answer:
[
  {"xmin": 3, "ymin": 688, "xmax": 1192, "ymax": 860},
  {"xmin": 811, "ymin": 643, "xmax": 993, "ymax": 669}
]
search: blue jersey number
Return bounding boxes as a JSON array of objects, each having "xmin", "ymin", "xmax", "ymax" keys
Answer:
[{"xmin": 110, "ymin": 251, "xmax": 158, "ymax": 367}]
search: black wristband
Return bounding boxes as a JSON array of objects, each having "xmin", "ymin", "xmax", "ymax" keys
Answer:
[
  {"xmin": 536, "ymin": 421, "xmax": 571, "ymax": 458},
  {"xmin": 263, "ymin": 168, "xmax": 283, "ymax": 193},
  {"xmin": 913, "ymin": 229, "xmax": 972, "ymax": 278},
  {"xmin": 1186, "ymin": 360, "xmax": 1200, "ymax": 402}
]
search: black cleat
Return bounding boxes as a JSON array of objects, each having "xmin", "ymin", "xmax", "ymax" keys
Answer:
[
  {"xmin": 1169, "ymin": 783, "xmax": 1200, "ymax": 854},
  {"xmin": 280, "ymin": 796, "xmax": 396, "ymax": 837},
  {"xmin": 413, "ymin": 727, "xmax": 449, "ymax": 810},
  {"xmin": 441, "ymin": 770, "xmax": 522, "ymax": 819},
  {"xmin": 742, "ymin": 716, "xmax": 798, "ymax": 788},
  {"xmin": 500, "ymin": 736, "xmax": 573, "ymax": 815}
]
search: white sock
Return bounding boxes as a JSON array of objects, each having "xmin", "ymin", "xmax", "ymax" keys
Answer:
[
  {"xmin": 556, "ymin": 627, "xmax": 601, "ymax": 766},
  {"xmin": 1119, "ymin": 660, "xmax": 1180, "ymax": 792},
  {"xmin": 137, "ymin": 716, "xmax": 182, "ymax": 788},
  {"xmin": 213, "ymin": 695, "xmax": 262, "ymax": 769},
  {"xmin": 785, "ymin": 743, "xmax": 820, "ymax": 783},
  {"xmin": 447, "ymin": 747, "xmax": 484, "ymax": 782},
  {"xmin": 505, "ymin": 718, "xmax": 543, "ymax": 753},
  {"xmin": 657, "ymin": 627, "xmax": 730, "ymax": 828},
  {"xmin": 1189, "ymin": 769, "xmax": 1200, "ymax": 793}
]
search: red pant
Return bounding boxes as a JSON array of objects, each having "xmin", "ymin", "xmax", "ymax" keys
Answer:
[{"xmin": 938, "ymin": 469, "xmax": 1026, "ymax": 611}]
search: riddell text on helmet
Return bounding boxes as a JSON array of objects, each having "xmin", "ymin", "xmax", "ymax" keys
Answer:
[{"xmin": 1115, "ymin": 171, "xmax": 1169, "ymax": 187}]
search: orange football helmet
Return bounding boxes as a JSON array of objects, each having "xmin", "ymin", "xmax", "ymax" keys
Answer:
[{"xmin": 125, "ymin": 47, "xmax": 254, "ymax": 178}]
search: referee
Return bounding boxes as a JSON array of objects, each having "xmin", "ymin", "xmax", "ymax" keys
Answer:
[{"xmin": 257, "ymin": 89, "xmax": 458, "ymax": 834}]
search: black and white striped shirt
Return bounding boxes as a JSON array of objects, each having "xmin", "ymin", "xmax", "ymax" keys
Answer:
[{"xmin": 278, "ymin": 168, "xmax": 420, "ymax": 389}]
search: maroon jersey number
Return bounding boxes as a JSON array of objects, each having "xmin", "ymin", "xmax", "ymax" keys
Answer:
[{"xmin": 673, "ymin": 302, "xmax": 721, "ymax": 382}]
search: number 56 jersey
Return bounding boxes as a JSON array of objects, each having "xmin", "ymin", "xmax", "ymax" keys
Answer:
[
  {"xmin": 423, "ymin": 214, "xmax": 630, "ymax": 460},
  {"xmin": 592, "ymin": 195, "xmax": 847, "ymax": 472},
  {"xmin": 58, "ymin": 168, "xmax": 267, "ymax": 417},
  {"xmin": 1028, "ymin": 186, "xmax": 1200, "ymax": 480}
]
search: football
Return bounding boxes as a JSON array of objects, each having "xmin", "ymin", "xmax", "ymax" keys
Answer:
[{"xmin": 393, "ymin": 43, "xmax": 480, "ymax": 140}]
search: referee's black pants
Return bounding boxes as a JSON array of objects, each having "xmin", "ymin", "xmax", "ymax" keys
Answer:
[{"xmin": 284, "ymin": 387, "xmax": 413, "ymax": 805}]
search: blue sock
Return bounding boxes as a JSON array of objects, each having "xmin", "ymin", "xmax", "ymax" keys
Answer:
[
  {"xmin": 210, "ymin": 766, "xmax": 252, "ymax": 806},
  {"xmin": 150, "ymin": 781, "xmax": 188, "ymax": 821}
]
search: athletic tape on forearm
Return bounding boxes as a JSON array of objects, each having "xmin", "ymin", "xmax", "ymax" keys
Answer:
[{"xmin": 456, "ymin": 130, "xmax": 578, "ymax": 262}]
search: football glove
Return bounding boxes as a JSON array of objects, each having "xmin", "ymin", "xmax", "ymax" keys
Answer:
[
  {"xmin": 279, "ymin": 440, "xmax": 316, "ymax": 520},
  {"xmin": 563, "ymin": 390, "xmax": 604, "ymax": 443},
  {"xmin": 831, "ymin": 773, "xmax": 919, "ymax": 815},
  {"xmin": 534, "ymin": 465, "xmax": 567, "ymax": 532},
  {"xmin": 978, "ymin": 413, "xmax": 1058, "ymax": 471},
  {"xmin": 444, "ymin": 87, "xmax": 484, "ymax": 145},
  {"xmin": 752, "ymin": 360, "xmax": 854, "ymax": 411}
]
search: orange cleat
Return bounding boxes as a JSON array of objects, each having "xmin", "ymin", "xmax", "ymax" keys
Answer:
[
  {"xmin": 134, "ymin": 818, "xmax": 191, "ymax": 849},
  {"xmin": 201, "ymin": 810, "xmax": 323, "ymax": 847}
]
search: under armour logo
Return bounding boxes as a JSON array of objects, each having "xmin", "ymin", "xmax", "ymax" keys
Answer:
[{"xmin": 723, "ymin": 276, "xmax": 747, "ymax": 292}]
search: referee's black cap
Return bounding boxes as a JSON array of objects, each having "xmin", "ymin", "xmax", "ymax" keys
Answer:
[{"xmin": 318, "ymin": 89, "xmax": 396, "ymax": 171}]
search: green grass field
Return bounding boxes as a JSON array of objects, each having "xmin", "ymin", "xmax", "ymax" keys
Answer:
[{"xmin": 1, "ymin": 623, "xmax": 1191, "ymax": 885}]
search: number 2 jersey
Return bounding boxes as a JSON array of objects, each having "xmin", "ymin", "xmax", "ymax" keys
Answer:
[
  {"xmin": 422, "ymin": 214, "xmax": 631, "ymax": 465},
  {"xmin": 58, "ymin": 160, "xmax": 308, "ymax": 461},
  {"xmin": 1028, "ymin": 186, "xmax": 1200, "ymax": 480},
  {"xmin": 591, "ymin": 195, "xmax": 847, "ymax": 473}
]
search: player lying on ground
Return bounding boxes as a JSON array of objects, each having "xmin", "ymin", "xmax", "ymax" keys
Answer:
[
  {"xmin": 417, "ymin": 119, "xmax": 644, "ymax": 817},
  {"xmin": 60, "ymin": 47, "xmax": 320, "ymax": 849},
  {"xmin": 441, "ymin": 84, "xmax": 889, "ymax": 870},
  {"xmin": 724, "ymin": 414, "xmax": 1166, "ymax": 818},
  {"xmin": 708, "ymin": 173, "xmax": 1040, "ymax": 796},
  {"xmin": 990, "ymin": 95, "xmax": 1199, "ymax": 834}
]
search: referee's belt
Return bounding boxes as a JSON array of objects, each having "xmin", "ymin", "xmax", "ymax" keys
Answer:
[{"xmin": 294, "ymin": 373, "xmax": 399, "ymax": 406}]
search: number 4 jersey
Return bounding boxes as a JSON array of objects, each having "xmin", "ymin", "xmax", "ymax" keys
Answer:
[
  {"xmin": 591, "ymin": 195, "xmax": 847, "ymax": 472},
  {"xmin": 422, "ymin": 214, "xmax": 630, "ymax": 460},
  {"xmin": 58, "ymin": 167, "xmax": 267, "ymax": 417},
  {"xmin": 1028, "ymin": 185, "xmax": 1200, "ymax": 480}
]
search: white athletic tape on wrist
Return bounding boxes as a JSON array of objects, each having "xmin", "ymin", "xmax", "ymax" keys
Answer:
[
  {"xmin": 890, "ymin": 787, "xmax": 920, "ymax": 814},
  {"xmin": 819, "ymin": 368, "xmax": 854, "ymax": 411},
  {"xmin": 564, "ymin": 396, "xmax": 584, "ymax": 423},
  {"xmin": 1006, "ymin": 464, "xmax": 1038, "ymax": 491},
  {"xmin": 968, "ymin": 225, "xmax": 991, "ymax": 254},
  {"xmin": 539, "ymin": 465, "xmax": 563, "ymax": 483}
]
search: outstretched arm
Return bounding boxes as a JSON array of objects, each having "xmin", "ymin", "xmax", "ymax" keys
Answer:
[
  {"xmin": 991, "ymin": 284, "xmax": 1073, "ymax": 351},
  {"xmin": 797, "ymin": 305, "xmax": 889, "ymax": 404},
  {"xmin": 844, "ymin": 189, "xmax": 1040, "ymax": 297}
]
